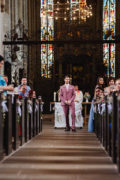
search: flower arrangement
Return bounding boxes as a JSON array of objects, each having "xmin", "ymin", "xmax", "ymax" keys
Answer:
[
  {"xmin": 84, "ymin": 92, "xmax": 91, "ymax": 102},
  {"xmin": 18, "ymin": 95, "xmax": 22, "ymax": 100}
]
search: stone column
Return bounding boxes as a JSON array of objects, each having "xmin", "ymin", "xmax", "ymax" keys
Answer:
[
  {"xmin": 28, "ymin": 0, "xmax": 34, "ymax": 88},
  {"xmin": 18, "ymin": 0, "xmax": 23, "ymax": 21},
  {"xmin": 0, "ymin": 0, "xmax": 10, "ymax": 74},
  {"xmin": 35, "ymin": 0, "xmax": 41, "ymax": 82},
  {"xmin": 96, "ymin": 0, "xmax": 103, "ymax": 66},
  {"xmin": 28, "ymin": 0, "xmax": 40, "ymax": 89},
  {"xmin": 0, "ymin": 0, "xmax": 10, "ymax": 55}
]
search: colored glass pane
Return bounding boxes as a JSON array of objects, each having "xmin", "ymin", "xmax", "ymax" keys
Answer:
[
  {"xmin": 41, "ymin": 0, "xmax": 54, "ymax": 78},
  {"xmin": 103, "ymin": 0, "xmax": 116, "ymax": 77},
  {"xmin": 70, "ymin": 0, "xmax": 87, "ymax": 22}
]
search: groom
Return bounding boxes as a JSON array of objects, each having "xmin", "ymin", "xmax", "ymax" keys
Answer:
[{"xmin": 60, "ymin": 75, "xmax": 76, "ymax": 131}]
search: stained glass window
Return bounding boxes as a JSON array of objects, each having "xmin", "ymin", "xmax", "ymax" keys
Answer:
[
  {"xmin": 70, "ymin": 0, "xmax": 86, "ymax": 20},
  {"xmin": 70, "ymin": 0, "xmax": 93, "ymax": 23},
  {"xmin": 70, "ymin": 0, "xmax": 86, "ymax": 9},
  {"xmin": 41, "ymin": 0, "xmax": 54, "ymax": 78},
  {"xmin": 103, "ymin": 0, "xmax": 116, "ymax": 77}
]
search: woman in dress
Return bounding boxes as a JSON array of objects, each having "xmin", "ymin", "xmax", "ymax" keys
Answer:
[{"xmin": 88, "ymin": 76, "xmax": 105, "ymax": 132}]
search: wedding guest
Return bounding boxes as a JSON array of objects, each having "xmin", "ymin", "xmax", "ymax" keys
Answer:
[
  {"xmin": 28, "ymin": 90, "xmax": 36, "ymax": 98},
  {"xmin": 18, "ymin": 77, "xmax": 31, "ymax": 97},
  {"xmin": 104, "ymin": 77, "xmax": 115, "ymax": 95},
  {"xmin": 60, "ymin": 75, "xmax": 76, "ymax": 132},
  {"xmin": 0, "ymin": 56, "xmax": 14, "ymax": 95},
  {"xmin": 88, "ymin": 77, "xmax": 104, "ymax": 133},
  {"xmin": 88, "ymin": 87, "xmax": 101, "ymax": 133},
  {"xmin": 3, "ymin": 75, "xmax": 14, "ymax": 93},
  {"xmin": 94, "ymin": 87, "xmax": 104, "ymax": 102},
  {"xmin": 115, "ymin": 79, "xmax": 120, "ymax": 92},
  {"xmin": 29, "ymin": 90, "xmax": 33, "ymax": 98},
  {"xmin": 74, "ymin": 85, "xmax": 83, "ymax": 103},
  {"xmin": 96, "ymin": 76, "xmax": 104, "ymax": 88},
  {"xmin": 3, "ymin": 75, "xmax": 8, "ymax": 84},
  {"xmin": 74, "ymin": 85, "xmax": 83, "ymax": 129},
  {"xmin": 0, "ymin": 56, "xmax": 6, "ymax": 91},
  {"xmin": 94, "ymin": 76, "xmax": 104, "ymax": 98},
  {"xmin": 33, "ymin": 91, "xmax": 36, "ymax": 98}
]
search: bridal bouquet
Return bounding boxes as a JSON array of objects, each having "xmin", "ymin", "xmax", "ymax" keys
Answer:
[{"xmin": 84, "ymin": 92, "xmax": 91, "ymax": 102}]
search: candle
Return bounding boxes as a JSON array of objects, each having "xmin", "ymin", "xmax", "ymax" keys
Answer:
[{"xmin": 54, "ymin": 92, "xmax": 56, "ymax": 102}]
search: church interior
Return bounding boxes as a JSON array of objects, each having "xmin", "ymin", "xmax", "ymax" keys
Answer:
[{"xmin": 0, "ymin": 0, "xmax": 120, "ymax": 179}]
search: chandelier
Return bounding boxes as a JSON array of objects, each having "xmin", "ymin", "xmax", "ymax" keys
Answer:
[{"xmin": 41, "ymin": 0, "xmax": 93, "ymax": 23}]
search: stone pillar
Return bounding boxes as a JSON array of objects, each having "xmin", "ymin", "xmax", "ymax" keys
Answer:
[
  {"xmin": 28, "ymin": 0, "xmax": 40, "ymax": 89},
  {"xmin": 91, "ymin": 0, "xmax": 103, "ymax": 82},
  {"xmin": 28, "ymin": 0, "xmax": 34, "ymax": 88},
  {"xmin": 18, "ymin": 0, "xmax": 23, "ymax": 21},
  {"xmin": 0, "ymin": 0, "xmax": 10, "ymax": 74},
  {"xmin": 0, "ymin": 0, "xmax": 10, "ymax": 55},
  {"xmin": 96, "ymin": 0, "xmax": 103, "ymax": 65}
]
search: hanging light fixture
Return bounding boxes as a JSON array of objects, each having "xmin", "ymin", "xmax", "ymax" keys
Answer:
[
  {"xmin": 56, "ymin": 0, "xmax": 92, "ymax": 22},
  {"xmin": 41, "ymin": 0, "xmax": 93, "ymax": 23}
]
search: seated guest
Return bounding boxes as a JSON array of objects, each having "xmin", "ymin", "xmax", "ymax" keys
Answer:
[
  {"xmin": 29, "ymin": 90, "xmax": 33, "ymax": 98},
  {"xmin": 19, "ymin": 85, "xmax": 27, "ymax": 97},
  {"xmin": 74, "ymin": 85, "xmax": 83, "ymax": 103},
  {"xmin": 94, "ymin": 86, "xmax": 104, "ymax": 102},
  {"xmin": 3, "ymin": 75, "xmax": 14, "ymax": 93},
  {"xmin": 74, "ymin": 85, "xmax": 83, "ymax": 129},
  {"xmin": 94, "ymin": 76, "xmax": 104, "ymax": 98},
  {"xmin": 115, "ymin": 79, "xmax": 120, "ymax": 94},
  {"xmin": 3, "ymin": 75, "xmax": 8, "ymax": 84},
  {"xmin": 104, "ymin": 77, "xmax": 115, "ymax": 95},
  {"xmin": 0, "ymin": 56, "xmax": 14, "ymax": 95},
  {"xmin": 18, "ymin": 77, "xmax": 31, "ymax": 97},
  {"xmin": 95, "ymin": 76, "xmax": 105, "ymax": 89},
  {"xmin": 33, "ymin": 91, "xmax": 36, "ymax": 98},
  {"xmin": 29, "ymin": 90, "xmax": 36, "ymax": 98}
]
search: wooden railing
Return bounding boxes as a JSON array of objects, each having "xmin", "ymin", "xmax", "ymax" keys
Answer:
[
  {"xmin": 0, "ymin": 92, "xmax": 43, "ymax": 160},
  {"xmin": 93, "ymin": 92, "xmax": 120, "ymax": 173}
]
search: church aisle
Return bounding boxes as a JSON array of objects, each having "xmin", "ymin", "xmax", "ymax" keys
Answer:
[{"xmin": 0, "ymin": 119, "xmax": 119, "ymax": 180}]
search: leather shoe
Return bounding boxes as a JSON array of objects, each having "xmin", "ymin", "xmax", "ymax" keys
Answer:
[
  {"xmin": 72, "ymin": 129, "xmax": 76, "ymax": 132},
  {"xmin": 65, "ymin": 128, "xmax": 70, "ymax": 131},
  {"xmin": 80, "ymin": 127, "xmax": 83, "ymax": 129}
]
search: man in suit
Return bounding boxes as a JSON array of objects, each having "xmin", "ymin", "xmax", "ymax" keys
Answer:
[{"xmin": 60, "ymin": 75, "xmax": 76, "ymax": 131}]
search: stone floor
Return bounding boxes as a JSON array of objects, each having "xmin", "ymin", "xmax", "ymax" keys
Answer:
[{"xmin": 0, "ymin": 118, "xmax": 120, "ymax": 180}]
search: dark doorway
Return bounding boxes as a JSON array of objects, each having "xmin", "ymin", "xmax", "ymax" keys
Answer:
[{"xmin": 61, "ymin": 54, "xmax": 106, "ymax": 96}]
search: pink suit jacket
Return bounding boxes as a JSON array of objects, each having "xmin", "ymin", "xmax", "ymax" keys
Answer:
[{"xmin": 60, "ymin": 84, "xmax": 76, "ymax": 106}]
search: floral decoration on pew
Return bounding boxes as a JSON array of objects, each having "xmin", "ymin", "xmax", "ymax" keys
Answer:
[
  {"xmin": 27, "ymin": 99, "xmax": 33, "ymax": 114},
  {"xmin": 18, "ymin": 94, "xmax": 22, "ymax": 100},
  {"xmin": 0, "ymin": 93, "xmax": 8, "ymax": 127},
  {"xmin": 17, "ymin": 97, "xmax": 22, "ymax": 117}
]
